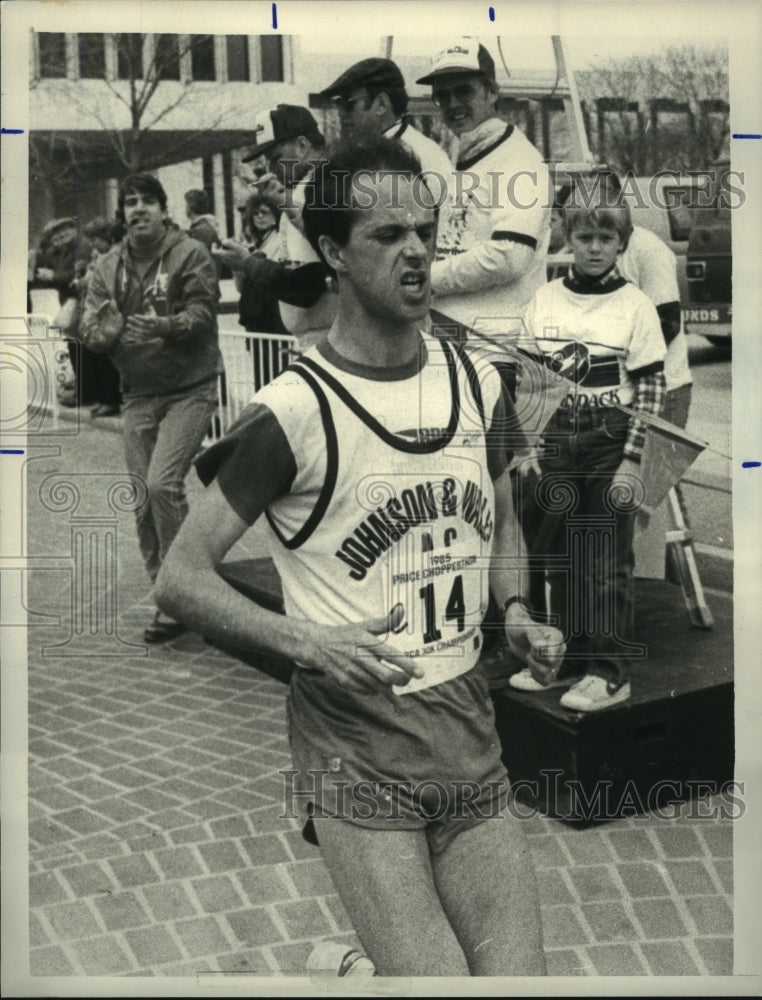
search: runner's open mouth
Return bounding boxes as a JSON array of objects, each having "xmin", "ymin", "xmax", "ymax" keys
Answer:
[{"xmin": 400, "ymin": 272, "xmax": 426, "ymax": 291}]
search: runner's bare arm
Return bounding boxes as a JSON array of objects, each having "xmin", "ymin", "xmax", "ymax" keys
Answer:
[
  {"xmin": 155, "ymin": 480, "xmax": 423, "ymax": 693},
  {"xmin": 488, "ymin": 468, "xmax": 527, "ymax": 610}
]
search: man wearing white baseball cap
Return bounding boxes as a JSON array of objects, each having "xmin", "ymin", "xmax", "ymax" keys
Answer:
[{"xmin": 417, "ymin": 38, "xmax": 551, "ymax": 341}]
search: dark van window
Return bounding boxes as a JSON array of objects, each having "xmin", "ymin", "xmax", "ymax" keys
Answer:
[
  {"xmin": 663, "ymin": 187, "xmax": 694, "ymax": 242},
  {"xmin": 712, "ymin": 164, "xmax": 733, "ymax": 218}
]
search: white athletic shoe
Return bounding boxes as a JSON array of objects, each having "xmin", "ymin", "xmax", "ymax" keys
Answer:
[
  {"xmin": 560, "ymin": 675, "xmax": 631, "ymax": 712},
  {"xmin": 306, "ymin": 942, "xmax": 375, "ymax": 976},
  {"xmin": 508, "ymin": 666, "xmax": 575, "ymax": 692}
]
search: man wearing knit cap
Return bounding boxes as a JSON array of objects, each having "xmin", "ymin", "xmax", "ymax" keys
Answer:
[
  {"xmin": 318, "ymin": 57, "xmax": 453, "ymax": 201},
  {"xmin": 215, "ymin": 105, "xmax": 334, "ymax": 345},
  {"xmin": 417, "ymin": 37, "xmax": 550, "ymax": 341}
]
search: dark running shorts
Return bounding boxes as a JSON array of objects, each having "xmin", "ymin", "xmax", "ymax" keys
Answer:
[{"xmin": 285, "ymin": 663, "xmax": 511, "ymax": 855}]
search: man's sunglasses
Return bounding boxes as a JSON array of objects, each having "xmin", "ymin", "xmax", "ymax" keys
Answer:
[
  {"xmin": 332, "ymin": 93, "xmax": 368, "ymax": 115},
  {"xmin": 431, "ymin": 82, "xmax": 481, "ymax": 109}
]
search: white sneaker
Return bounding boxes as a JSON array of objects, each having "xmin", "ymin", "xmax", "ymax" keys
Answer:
[
  {"xmin": 508, "ymin": 666, "xmax": 575, "ymax": 692},
  {"xmin": 560, "ymin": 675, "xmax": 631, "ymax": 712},
  {"xmin": 306, "ymin": 942, "xmax": 375, "ymax": 976}
]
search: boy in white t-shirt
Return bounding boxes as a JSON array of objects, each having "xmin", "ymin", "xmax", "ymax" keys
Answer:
[
  {"xmin": 513, "ymin": 202, "xmax": 667, "ymax": 712},
  {"xmin": 552, "ymin": 172, "xmax": 692, "ymax": 425}
]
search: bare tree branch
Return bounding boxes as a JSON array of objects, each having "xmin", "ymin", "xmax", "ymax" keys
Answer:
[
  {"xmin": 141, "ymin": 87, "xmax": 202, "ymax": 132},
  {"xmin": 577, "ymin": 43, "xmax": 728, "ymax": 172},
  {"xmin": 34, "ymin": 32, "xmax": 251, "ymax": 177},
  {"xmin": 100, "ymin": 76, "xmax": 133, "ymax": 115}
]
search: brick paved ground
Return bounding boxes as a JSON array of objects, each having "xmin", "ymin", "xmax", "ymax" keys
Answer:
[{"xmin": 14, "ymin": 419, "xmax": 740, "ymax": 983}]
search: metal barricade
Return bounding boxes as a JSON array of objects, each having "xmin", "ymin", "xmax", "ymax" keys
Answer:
[
  {"xmin": 25, "ymin": 302, "xmax": 297, "ymax": 442},
  {"xmin": 208, "ymin": 330, "xmax": 299, "ymax": 443},
  {"xmin": 23, "ymin": 314, "xmax": 72, "ymax": 434}
]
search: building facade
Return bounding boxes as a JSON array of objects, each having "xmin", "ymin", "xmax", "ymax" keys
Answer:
[{"xmin": 29, "ymin": 31, "xmax": 302, "ymax": 246}]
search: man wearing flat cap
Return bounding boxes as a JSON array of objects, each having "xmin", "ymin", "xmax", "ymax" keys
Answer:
[
  {"xmin": 417, "ymin": 37, "xmax": 550, "ymax": 341},
  {"xmin": 318, "ymin": 57, "xmax": 453, "ymax": 197},
  {"xmin": 215, "ymin": 105, "xmax": 335, "ymax": 346}
]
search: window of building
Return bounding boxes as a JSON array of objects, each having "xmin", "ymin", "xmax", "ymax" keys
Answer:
[
  {"xmin": 154, "ymin": 34, "xmax": 180, "ymax": 80},
  {"xmin": 260, "ymin": 35, "xmax": 283, "ymax": 82},
  {"xmin": 190, "ymin": 35, "xmax": 215, "ymax": 81},
  {"xmin": 78, "ymin": 33, "xmax": 106, "ymax": 78},
  {"xmin": 226, "ymin": 35, "xmax": 250, "ymax": 82},
  {"xmin": 117, "ymin": 33, "xmax": 144, "ymax": 80},
  {"xmin": 38, "ymin": 33, "xmax": 67, "ymax": 78}
]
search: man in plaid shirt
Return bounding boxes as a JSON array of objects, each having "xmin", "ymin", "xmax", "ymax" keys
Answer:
[{"xmin": 512, "ymin": 199, "xmax": 666, "ymax": 712}]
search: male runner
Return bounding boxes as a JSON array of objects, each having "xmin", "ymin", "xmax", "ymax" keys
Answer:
[{"xmin": 156, "ymin": 138, "xmax": 562, "ymax": 976}]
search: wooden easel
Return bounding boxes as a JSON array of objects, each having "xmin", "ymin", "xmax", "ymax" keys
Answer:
[{"xmin": 665, "ymin": 485, "xmax": 715, "ymax": 629}]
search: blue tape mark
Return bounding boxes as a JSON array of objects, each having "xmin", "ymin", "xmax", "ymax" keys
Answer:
[
  {"xmin": 1, "ymin": 449, "xmax": 25, "ymax": 454},
  {"xmin": 742, "ymin": 460, "xmax": 761, "ymax": 468},
  {"xmin": 732, "ymin": 133, "xmax": 762, "ymax": 139},
  {"xmin": 489, "ymin": 5, "xmax": 496, "ymax": 19},
  {"xmin": 272, "ymin": 2, "xmax": 278, "ymax": 29},
  {"xmin": 1, "ymin": 127, "xmax": 24, "ymax": 135}
]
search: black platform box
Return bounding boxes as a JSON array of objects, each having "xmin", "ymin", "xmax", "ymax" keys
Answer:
[{"xmin": 492, "ymin": 579, "xmax": 734, "ymax": 824}]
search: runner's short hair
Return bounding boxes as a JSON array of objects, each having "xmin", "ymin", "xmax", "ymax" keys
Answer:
[{"xmin": 302, "ymin": 137, "xmax": 431, "ymax": 274}]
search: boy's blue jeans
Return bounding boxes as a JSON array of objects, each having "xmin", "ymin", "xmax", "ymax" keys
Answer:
[{"xmin": 520, "ymin": 406, "xmax": 640, "ymax": 688}]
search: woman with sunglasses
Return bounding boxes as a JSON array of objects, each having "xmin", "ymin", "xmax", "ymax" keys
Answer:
[{"xmin": 242, "ymin": 191, "xmax": 283, "ymax": 259}]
